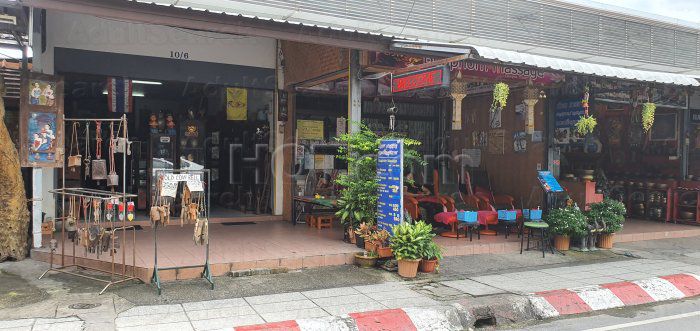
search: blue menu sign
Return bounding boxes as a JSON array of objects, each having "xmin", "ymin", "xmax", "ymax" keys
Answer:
[
  {"xmin": 537, "ymin": 171, "xmax": 564, "ymax": 193},
  {"xmin": 376, "ymin": 139, "xmax": 404, "ymax": 233}
]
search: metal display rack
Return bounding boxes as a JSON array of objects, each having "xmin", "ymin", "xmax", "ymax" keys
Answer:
[
  {"xmin": 150, "ymin": 169, "xmax": 213, "ymax": 295},
  {"xmin": 40, "ymin": 115, "xmax": 140, "ymax": 294}
]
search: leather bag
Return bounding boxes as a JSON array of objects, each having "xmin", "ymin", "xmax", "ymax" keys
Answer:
[
  {"xmin": 91, "ymin": 121, "xmax": 107, "ymax": 180},
  {"xmin": 67, "ymin": 122, "xmax": 82, "ymax": 167}
]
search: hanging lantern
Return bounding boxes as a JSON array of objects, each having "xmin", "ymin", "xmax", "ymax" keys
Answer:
[
  {"xmin": 523, "ymin": 82, "xmax": 540, "ymax": 134},
  {"xmin": 450, "ymin": 73, "xmax": 468, "ymax": 130}
]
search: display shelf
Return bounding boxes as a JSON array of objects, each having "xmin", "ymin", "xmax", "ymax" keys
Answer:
[{"xmin": 672, "ymin": 187, "xmax": 700, "ymax": 224}]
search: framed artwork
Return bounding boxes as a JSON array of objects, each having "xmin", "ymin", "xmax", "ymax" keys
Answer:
[
  {"xmin": 650, "ymin": 112, "xmax": 678, "ymax": 141},
  {"xmin": 20, "ymin": 72, "xmax": 64, "ymax": 167},
  {"xmin": 487, "ymin": 129, "xmax": 505, "ymax": 155}
]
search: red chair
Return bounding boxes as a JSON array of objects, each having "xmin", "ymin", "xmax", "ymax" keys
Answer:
[{"xmin": 404, "ymin": 196, "xmax": 420, "ymax": 221}]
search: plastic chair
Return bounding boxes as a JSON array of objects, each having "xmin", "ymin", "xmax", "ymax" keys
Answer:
[
  {"xmin": 520, "ymin": 209, "xmax": 551, "ymax": 258},
  {"xmin": 456, "ymin": 211, "xmax": 480, "ymax": 241},
  {"xmin": 498, "ymin": 210, "xmax": 518, "ymax": 239}
]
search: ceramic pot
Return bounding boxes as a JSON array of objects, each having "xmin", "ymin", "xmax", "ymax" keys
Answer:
[
  {"xmin": 354, "ymin": 253, "xmax": 377, "ymax": 268},
  {"xmin": 377, "ymin": 246, "xmax": 393, "ymax": 258},
  {"xmin": 597, "ymin": 233, "xmax": 615, "ymax": 249},
  {"xmin": 365, "ymin": 241, "xmax": 377, "ymax": 253},
  {"xmin": 397, "ymin": 259, "xmax": 420, "ymax": 278},
  {"xmin": 553, "ymin": 235, "xmax": 570, "ymax": 251},
  {"xmin": 419, "ymin": 258, "xmax": 438, "ymax": 273}
]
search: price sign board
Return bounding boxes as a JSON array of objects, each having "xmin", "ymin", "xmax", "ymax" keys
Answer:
[
  {"xmin": 376, "ymin": 139, "xmax": 404, "ymax": 233},
  {"xmin": 160, "ymin": 180, "xmax": 178, "ymax": 198},
  {"xmin": 537, "ymin": 171, "xmax": 564, "ymax": 193}
]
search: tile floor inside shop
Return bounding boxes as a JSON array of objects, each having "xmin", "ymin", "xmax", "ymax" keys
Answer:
[{"xmin": 31, "ymin": 218, "xmax": 700, "ymax": 280}]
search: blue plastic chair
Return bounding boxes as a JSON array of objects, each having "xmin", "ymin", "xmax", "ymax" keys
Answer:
[
  {"xmin": 498, "ymin": 210, "xmax": 518, "ymax": 239},
  {"xmin": 456, "ymin": 211, "xmax": 480, "ymax": 241}
]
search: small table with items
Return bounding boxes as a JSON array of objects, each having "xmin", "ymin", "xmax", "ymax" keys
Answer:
[
  {"xmin": 434, "ymin": 210, "xmax": 524, "ymax": 238},
  {"xmin": 292, "ymin": 196, "xmax": 337, "ymax": 225}
]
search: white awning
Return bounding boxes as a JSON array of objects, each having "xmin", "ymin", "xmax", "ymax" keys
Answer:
[{"xmin": 392, "ymin": 40, "xmax": 700, "ymax": 87}]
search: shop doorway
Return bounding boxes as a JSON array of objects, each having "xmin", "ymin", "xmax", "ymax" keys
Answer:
[{"xmin": 61, "ymin": 73, "xmax": 275, "ymax": 220}]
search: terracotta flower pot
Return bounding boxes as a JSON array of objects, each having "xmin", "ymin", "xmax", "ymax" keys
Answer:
[
  {"xmin": 397, "ymin": 259, "xmax": 420, "ymax": 278},
  {"xmin": 597, "ymin": 233, "xmax": 615, "ymax": 249},
  {"xmin": 377, "ymin": 246, "xmax": 393, "ymax": 258},
  {"xmin": 553, "ymin": 235, "xmax": 570, "ymax": 251},
  {"xmin": 354, "ymin": 253, "xmax": 378, "ymax": 268},
  {"xmin": 419, "ymin": 258, "xmax": 438, "ymax": 273},
  {"xmin": 365, "ymin": 241, "xmax": 377, "ymax": 253}
]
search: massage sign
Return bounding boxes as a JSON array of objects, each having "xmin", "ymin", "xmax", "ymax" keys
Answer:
[{"xmin": 391, "ymin": 67, "xmax": 449, "ymax": 94}]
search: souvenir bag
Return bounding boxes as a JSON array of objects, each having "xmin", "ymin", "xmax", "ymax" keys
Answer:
[
  {"xmin": 112, "ymin": 119, "xmax": 131, "ymax": 155},
  {"xmin": 91, "ymin": 121, "xmax": 107, "ymax": 180},
  {"xmin": 107, "ymin": 123, "xmax": 119, "ymax": 186},
  {"xmin": 65, "ymin": 196, "xmax": 78, "ymax": 232},
  {"xmin": 193, "ymin": 194, "xmax": 208, "ymax": 245},
  {"xmin": 67, "ymin": 122, "xmax": 82, "ymax": 167},
  {"xmin": 150, "ymin": 179, "xmax": 162, "ymax": 225},
  {"xmin": 180, "ymin": 184, "xmax": 191, "ymax": 226},
  {"xmin": 84, "ymin": 123, "xmax": 91, "ymax": 180}
]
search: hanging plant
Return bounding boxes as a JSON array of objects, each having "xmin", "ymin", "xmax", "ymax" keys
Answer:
[
  {"xmin": 575, "ymin": 115, "xmax": 597, "ymax": 135},
  {"xmin": 641, "ymin": 102, "xmax": 656, "ymax": 132},
  {"xmin": 490, "ymin": 82, "xmax": 509, "ymax": 112}
]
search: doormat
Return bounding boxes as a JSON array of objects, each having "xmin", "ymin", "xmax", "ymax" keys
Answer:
[{"xmin": 221, "ymin": 222, "xmax": 256, "ymax": 226}]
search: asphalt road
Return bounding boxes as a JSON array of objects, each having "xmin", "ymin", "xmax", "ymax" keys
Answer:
[{"xmin": 512, "ymin": 296, "xmax": 700, "ymax": 331}]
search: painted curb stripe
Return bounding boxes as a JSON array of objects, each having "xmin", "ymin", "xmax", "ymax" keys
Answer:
[
  {"xmin": 633, "ymin": 278, "xmax": 685, "ymax": 302},
  {"xmin": 601, "ymin": 281, "xmax": 655, "ymax": 305},
  {"xmin": 528, "ymin": 296, "xmax": 560, "ymax": 318},
  {"xmin": 402, "ymin": 307, "xmax": 462, "ymax": 331},
  {"xmin": 235, "ymin": 320, "xmax": 301, "ymax": 331},
  {"xmin": 349, "ymin": 308, "xmax": 417, "ymax": 331},
  {"xmin": 571, "ymin": 286, "xmax": 625, "ymax": 311},
  {"xmin": 536, "ymin": 289, "xmax": 592, "ymax": 315},
  {"xmin": 660, "ymin": 274, "xmax": 700, "ymax": 297}
]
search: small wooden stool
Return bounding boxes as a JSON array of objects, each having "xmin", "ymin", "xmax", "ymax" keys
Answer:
[
  {"xmin": 306, "ymin": 215, "xmax": 318, "ymax": 227},
  {"xmin": 316, "ymin": 215, "xmax": 333, "ymax": 229}
]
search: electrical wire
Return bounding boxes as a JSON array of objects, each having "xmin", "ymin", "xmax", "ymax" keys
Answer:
[{"xmin": 399, "ymin": 0, "xmax": 417, "ymax": 36}]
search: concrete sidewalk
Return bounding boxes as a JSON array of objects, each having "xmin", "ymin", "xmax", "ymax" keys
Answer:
[{"xmin": 3, "ymin": 258, "xmax": 696, "ymax": 331}]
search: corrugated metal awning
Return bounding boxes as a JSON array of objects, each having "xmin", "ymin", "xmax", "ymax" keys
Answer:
[{"xmin": 392, "ymin": 40, "xmax": 700, "ymax": 87}]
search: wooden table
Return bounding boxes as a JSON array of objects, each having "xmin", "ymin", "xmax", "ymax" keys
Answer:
[{"xmin": 292, "ymin": 196, "xmax": 337, "ymax": 225}]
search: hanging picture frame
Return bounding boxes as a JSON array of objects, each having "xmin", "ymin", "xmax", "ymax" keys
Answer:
[{"xmin": 20, "ymin": 72, "xmax": 65, "ymax": 168}]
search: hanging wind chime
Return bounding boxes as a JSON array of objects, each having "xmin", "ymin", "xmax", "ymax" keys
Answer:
[
  {"xmin": 522, "ymin": 81, "xmax": 545, "ymax": 134},
  {"xmin": 450, "ymin": 71, "xmax": 468, "ymax": 130}
]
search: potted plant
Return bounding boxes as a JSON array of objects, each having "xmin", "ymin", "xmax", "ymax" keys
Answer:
[
  {"xmin": 545, "ymin": 207, "xmax": 588, "ymax": 251},
  {"xmin": 372, "ymin": 229, "xmax": 392, "ymax": 258},
  {"xmin": 390, "ymin": 220, "xmax": 433, "ymax": 278},
  {"xmin": 354, "ymin": 250, "xmax": 378, "ymax": 268},
  {"xmin": 335, "ymin": 124, "xmax": 424, "ymax": 246},
  {"xmin": 354, "ymin": 222, "xmax": 373, "ymax": 249},
  {"xmin": 419, "ymin": 241, "xmax": 443, "ymax": 273},
  {"xmin": 642, "ymin": 102, "xmax": 656, "ymax": 132},
  {"xmin": 587, "ymin": 199, "xmax": 626, "ymax": 249},
  {"xmin": 490, "ymin": 82, "xmax": 509, "ymax": 112}
]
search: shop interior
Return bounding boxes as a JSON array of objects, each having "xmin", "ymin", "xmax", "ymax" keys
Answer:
[{"xmin": 61, "ymin": 73, "xmax": 275, "ymax": 220}]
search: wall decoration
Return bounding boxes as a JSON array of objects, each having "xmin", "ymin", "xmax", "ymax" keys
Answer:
[
  {"xmin": 472, "ymin": 131, "xmax": 487, "ymax": 148},
  {"xmin": 531, "ymin": 131, "xmax": 543, "ymax": 143},
  {"xmin": 226, "ymin": 87, "xmax": 248, "ymax": 121},
  {"xmin": 487, "ymin": 129, "xmax": 505, "ymax": 155},
  {"xmin": 20, "ymin": 72, "xmax": 64, "ymax": 167},
  {"xmin": 488, "ymin": 105, "xmax": 502, "ymax": 128},
  {"xmin": 650, "ymin": 112, "xmax": 677, "ymax": 141},
  {"xmin": 296, "ymin": 120, "xmax": 324, "ymax": 140},
  {"xmin": 513, "ymin": 131, "xmax": 527, "ymax": 153}
]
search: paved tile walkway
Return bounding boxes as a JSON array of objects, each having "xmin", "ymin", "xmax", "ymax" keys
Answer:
[{"xmin": 5, "ymin": 258, "xmax": 700, "ymax": 331}]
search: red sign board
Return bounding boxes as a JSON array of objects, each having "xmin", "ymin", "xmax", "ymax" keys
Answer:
[{"xmin": 391, "ymin": 67, "xmax": 448, "ymax": 93}]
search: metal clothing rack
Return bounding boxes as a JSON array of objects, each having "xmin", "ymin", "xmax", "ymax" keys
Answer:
[
  {"xmin": 39, "ymin": 115, "xmax": 140, "ymax": 294},
  {"xmin": 151, "ymin": 169, "xmax": 213, "ymax": 295}
]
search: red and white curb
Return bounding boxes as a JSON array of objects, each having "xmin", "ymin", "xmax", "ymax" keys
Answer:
[
  {"xmin": 234, "ymin": 307, "xmax": 464, "ymax": 331},
  {"xmin": 529, "ymin": 273, "xmax": 700, "ymax": 318}
]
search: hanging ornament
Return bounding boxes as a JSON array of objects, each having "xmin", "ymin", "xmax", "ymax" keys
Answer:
[
  {"xmin": 450, "ymin": 71, "xmax": 468, "ymax": 130},
  {"xmin": 522, "ymin": 81, "xmax": 542, "ymax": 134}
]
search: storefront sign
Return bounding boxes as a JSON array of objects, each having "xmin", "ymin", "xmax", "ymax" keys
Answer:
[
  {"xmin": 690, "ymin": 109, "xmax": 700, "ymax": 124},
  {"xmin": 554, "ymin": 99, "xmax": 585, "ymax": 145},
  {"xmin": 296, "ymin": 120, "xmax": 324, "ymax": 140},
  {"xmin": 376, "ymin": 139, "xmax": 404, "ymax": 233},
  {"xmin": 160, "ymin": 180, "xmax": 178, "ymax": 198},
  {"xmin": 651, "ymin": 86, "xmax": 688, "ymax": 109},
  {"xmin": 226, "ymin": 88, "xmax": 248, "ymax": 121},
  {"xmin": 20, "ymin": 72, "xmax": 65, "ymax": 168},
  {"xmin": 391, "ymin": 67, "xmax": 448, "ymax": 94}
]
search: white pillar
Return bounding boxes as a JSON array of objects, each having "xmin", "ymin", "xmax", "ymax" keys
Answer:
[
  {"xmin": 348, "ymin": 49, "xmax": 362, "ymax": 133},
  {"xmin": 32, "ymin": 168, "xmax": 42, "ymax": 248}
]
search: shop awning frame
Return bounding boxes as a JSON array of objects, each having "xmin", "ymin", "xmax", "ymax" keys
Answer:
[{"xmin": 392, "ymin": 40, "xmax": 700, "ymax": 87}]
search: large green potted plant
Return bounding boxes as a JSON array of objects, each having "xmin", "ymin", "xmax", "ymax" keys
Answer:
[
  {"xmin": 390, "ymin": 220, "xmax": 433, "ymax": 278},
  {"xmin": 419, "ymin": 241, "xmax": 443, "ymax": 273},
  {"xmin": 335, "ymin": 124, "xmax": 423, "ymax": 244},
  {"xmin": 545, "ymin": 207, "xmax": 588, "ymax": 251},
  {"xmin": 587, "ymin": 199, "xmax": 626, "ymax": 249}
]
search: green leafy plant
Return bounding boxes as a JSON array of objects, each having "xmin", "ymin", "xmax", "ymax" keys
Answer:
[
  {"xmin": 545, "ymin": 207, "xmax": 588, "ymax": 238},
  {"xmin": 390, "ymin": 220, "xmax": 434, "ymax": 261},
  {"xmin": 642, "ymin": 102, "xmax": 656, "ymax": 132},
  {"xmin": 421, "ymin": 241, "xmax": 443, "ymax": 261},
  {"xmin": 334, "ymin": 123, "xmax": 423, "ymax": 229},
  {"xmin": 575, "ymin": 115, "xmax": 597, "ymax": 135},
  {"xmin": 491, "ymin": 82, "xmax": 509, "ymax": 111},
  {"xmin": 586, "ymin": 199, "xmax": 626, "ymax": 234}
]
